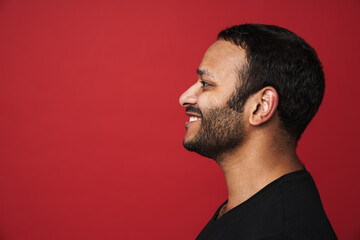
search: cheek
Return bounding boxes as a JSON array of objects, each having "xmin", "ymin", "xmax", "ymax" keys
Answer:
[{"xmin": 197, "ymin": 92, "xmax": 223, "ymax": 108}]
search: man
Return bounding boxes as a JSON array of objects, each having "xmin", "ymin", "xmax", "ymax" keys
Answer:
[{"xmin": 179, "ymin": 24, "xmax": 337, "ymax": 240}]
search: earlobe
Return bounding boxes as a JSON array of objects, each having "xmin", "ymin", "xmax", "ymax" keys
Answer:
[{"xmin": 249, "ymin": 87, "xmax": 278, "ymax": 126}]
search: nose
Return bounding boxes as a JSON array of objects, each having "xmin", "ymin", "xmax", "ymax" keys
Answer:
[{"xmin": 179, "ymin": 83, "xmax": 199, "ymax": 107}]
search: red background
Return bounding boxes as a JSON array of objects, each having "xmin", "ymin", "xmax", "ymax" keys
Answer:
[{"xmin": 0, "ymin": 0, "xmax": 359, "ymax": 239}]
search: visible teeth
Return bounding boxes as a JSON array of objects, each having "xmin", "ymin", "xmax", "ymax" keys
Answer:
[{"xmin": 189, "ymin": 116, "xmax": 201, "ymax": 122}]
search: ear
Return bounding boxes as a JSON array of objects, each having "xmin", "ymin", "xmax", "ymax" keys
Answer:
[{"xmin": 248, "ymin": 87, "xmax": 279, "ymax": 126}]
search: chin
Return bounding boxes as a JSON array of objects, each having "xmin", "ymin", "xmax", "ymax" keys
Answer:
[
  {"xmin": 183, "ymin": 135, "xmax": 195, "ymax": 147},
  {"xmin": 184, "ymin": 127, "xmax": 200, "ymax": 141}
]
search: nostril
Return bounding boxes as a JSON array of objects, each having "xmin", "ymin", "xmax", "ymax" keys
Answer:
[{"xmin": 182, "ymin": 103, "xmax": 190, "ymax": 107}]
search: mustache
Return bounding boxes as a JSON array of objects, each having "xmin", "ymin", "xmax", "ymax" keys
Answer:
[{"xmin": 185, "ymin": 106, "xmax": 203, "ymax": 117}]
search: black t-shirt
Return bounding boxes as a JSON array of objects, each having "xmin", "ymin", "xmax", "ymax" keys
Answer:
[{"xmin": 196, "ymin": 169, "xmax": 337, "ymax": 240}]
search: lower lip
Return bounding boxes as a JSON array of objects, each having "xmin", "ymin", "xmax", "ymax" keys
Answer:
[{"xmin": 185, "ymin": 119, "xmax": 201, "ymax": 125}]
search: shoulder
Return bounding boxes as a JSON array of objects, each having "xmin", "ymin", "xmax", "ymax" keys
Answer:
[
  {"xmin": 278, "ymin": 170, "xmax": 337, "ymax": 239},
  {"xmin": 196, "ymin": 170, "xmax": 337, "ymax": 240}
]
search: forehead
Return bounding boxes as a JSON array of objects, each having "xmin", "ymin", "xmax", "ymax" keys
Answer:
[{"xmin": 198, "ymin": 40, "xmax": 246, "ymax": 81}]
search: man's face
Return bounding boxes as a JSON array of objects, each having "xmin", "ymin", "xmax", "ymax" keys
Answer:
[{"xmin": 179, "ymin": 40, "xmax": 248, "ymax": 161}]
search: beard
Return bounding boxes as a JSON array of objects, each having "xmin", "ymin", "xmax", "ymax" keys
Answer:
[{"xmin": 183, "ymin": 92, "xmax": 246, "ymax": 162}]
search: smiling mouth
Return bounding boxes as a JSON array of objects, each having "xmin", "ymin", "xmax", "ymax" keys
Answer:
[
  {"xmin": 185, "ymin": 113, "xmax": 202, "ymax": 125},
  {"xmin": 185, "ymin": 107, "xmax": 202, "ymax": 125},
  {"xmin": 189, "ymin": 116, "xmax": 201, "ymax": 122}
]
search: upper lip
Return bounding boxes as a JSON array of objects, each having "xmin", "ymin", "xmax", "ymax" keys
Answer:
[{"xmin": 186, "ymin": 112, "xmax": 202, "ymax": 118}]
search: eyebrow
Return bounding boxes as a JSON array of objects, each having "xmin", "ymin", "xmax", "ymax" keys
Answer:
[{"xmin": 197, "ymin": 68, "xmax": 215, "ymax": 79}]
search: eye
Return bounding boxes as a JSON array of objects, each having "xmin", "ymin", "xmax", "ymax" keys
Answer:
[{"xmin": 200, "ymin": 81, "xmax": 211, "ymax": 88}]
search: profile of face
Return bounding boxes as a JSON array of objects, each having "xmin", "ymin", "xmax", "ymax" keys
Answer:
[{"xmin": 179, "ymin": 40, "xmax": 248, "ymax": 161}]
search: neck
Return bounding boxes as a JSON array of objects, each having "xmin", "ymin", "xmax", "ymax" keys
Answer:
[{"xmin": 216, "ymin": 134, "xmax": 303, "ymax": 218}]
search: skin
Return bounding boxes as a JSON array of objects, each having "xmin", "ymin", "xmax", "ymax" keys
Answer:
[{"xmin": 179, "ymin": 40, "xmax": 304, "ymax": 218}]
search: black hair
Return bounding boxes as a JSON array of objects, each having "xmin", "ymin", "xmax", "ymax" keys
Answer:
[{"xmin": 218, "ymin": 24, "xmax": 325, "ymax": 141}]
